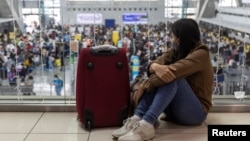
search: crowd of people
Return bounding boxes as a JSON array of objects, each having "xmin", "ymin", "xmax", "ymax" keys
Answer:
[
  {"xmin": 0, "ymin": 21, "xmax": 169, "ymax": 87},
  {"xmin": 199, "ymin": 22, "xmax": 250, "ymax": 70},
  {"xmin": 0, "ymin": 17, "xmax": 249, "ymax": 140},
  {"xmin": 0, "ymin": 19, "xmax": 249, "ymax": 95}
]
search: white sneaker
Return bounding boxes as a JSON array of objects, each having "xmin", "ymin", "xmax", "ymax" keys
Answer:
[
  {"xmin": 112, "ymin": 118, "xmax": 139, "ymax": 138},
  {"xmin": 118, "ymin": 122, "xmax": 156, "ymax": 141}
]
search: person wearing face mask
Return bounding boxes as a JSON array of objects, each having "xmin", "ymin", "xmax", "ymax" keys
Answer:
[
  {"xmin": 171, "ymin": 37, "xmax": 180, "ymax": 51},
  {"xmin": 112, "ymin": 18, "xmax": 214, "ymax": 141}
]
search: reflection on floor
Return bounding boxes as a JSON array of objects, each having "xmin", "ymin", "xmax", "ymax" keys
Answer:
[{"xmin": 0, "ymin": 112, "xmax": 249, "ymax": 141}]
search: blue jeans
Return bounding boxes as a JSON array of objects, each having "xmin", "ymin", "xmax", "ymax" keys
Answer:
[
  {"xmin": 55, "ymin": 87, "xmax": 62, "ymax": 96},
  {"xmin": 134, "ymin": 79, "xmax": 207, "ymax": 125}
]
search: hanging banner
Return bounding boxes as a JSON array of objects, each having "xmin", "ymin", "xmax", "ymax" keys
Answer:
[
  {"xmin": 122, "ymin": 13, "xmax": 148, "ymax": 24},
  {"xmin": 74, "ymin": 34, "xmax": 81, "ymax": 41},
  {"xmin": 105, "ymin": 19, "xmax": 115, "ymax": 28},
  {"xmin": 77, "ymin": 13, "xmax": 103, "ymax": 24},
  {"xmin": 112, "ymin": 31, "xmax": 119, "ymax": 46}
]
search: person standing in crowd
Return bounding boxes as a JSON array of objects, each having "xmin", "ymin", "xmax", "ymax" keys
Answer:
[
  {"xmin": 48, "ymin": 53, "xmax": 54, "ymax": 71},
  {"xmin": 8, "ymin": 65, "xmax": 17, "ymax": 86},
  {"xmin": 112, "ymin": 18, "xmax": 214, "ymax": 141},
  {"xmin": 23, "ymin": 72, "xmax": 35, "ymax": 95},
  {"xmin": 52, "ymin": 74, "xmax": 63, "ymax": 96},
  {"xmin": 32, "ymin": 54, "xmax": 40, "ymax": 67}
]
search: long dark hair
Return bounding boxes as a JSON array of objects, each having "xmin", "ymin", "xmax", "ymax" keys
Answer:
[{"xmin": 171, "ymin": 18, "xmax": 201, "ymax": 60}]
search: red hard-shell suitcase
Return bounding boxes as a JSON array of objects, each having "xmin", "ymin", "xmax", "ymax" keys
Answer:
[{"xmin": 76, "ymin": 45, "xmax": 130, "ymax": 130}]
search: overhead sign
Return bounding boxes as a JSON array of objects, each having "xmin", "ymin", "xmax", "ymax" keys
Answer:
[
  {"xmin": 77, "ymin": 13, "xmax": 103, "ymax": 24},
  {"xmin": 122, "ymin": 13, "xmax": 148, "ymax": 24}
]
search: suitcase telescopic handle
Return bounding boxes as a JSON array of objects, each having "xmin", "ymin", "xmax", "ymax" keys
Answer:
[{"xmin": 90, "ymin": 45, "xmax": 119, "ymax": 55}]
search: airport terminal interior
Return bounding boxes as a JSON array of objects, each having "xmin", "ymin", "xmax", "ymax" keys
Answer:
[{"xmin": 0, "ymin": 0, "xmax": 250, "ymax": 141}]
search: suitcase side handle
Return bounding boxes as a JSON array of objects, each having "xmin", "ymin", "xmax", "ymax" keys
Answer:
[{"xmin": 90, "ymin": 45, "xmax": 118, "ymax": 55}]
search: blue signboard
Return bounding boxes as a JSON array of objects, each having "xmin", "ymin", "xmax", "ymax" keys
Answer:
[
  {"xmin": 122, "ymin": 13, "xmax": 148, "ymax": 24},
  {"xmin": 105, "ymin": 19, "xmax": 115, "ymax": 28},
  {"xmin": 131, "ymin": 55, "xmax": 139, "ymax": 81}
]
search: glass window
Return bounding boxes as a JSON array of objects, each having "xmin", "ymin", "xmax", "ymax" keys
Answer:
[
  {"xmin": 187, "ymin": 8, "xmax": 196, "ymax": 14},
  {"xmin": 44, "ymin": 9, "xmax": 53, "ymax": 14},
  {"xmin": 44, "ymin": 1, "xmax": 54, "ymax": 7},
  {"xmin": 11, "ymin": 0, "xmax": 250, "ymax": 109},
  {"xmin": 68, "ymin": 0, "xmax": 157, "ymax": 1},
  {"xmin": 219, "ymin": 0, "xmax": 237, "ymax": 7},
  {"xmin": 165, "ymin": 0, "xmax": 183, "ymax": 7},
  {"xmin": 113, "ymin": 0, "xmax": 158, "ymax": 1},
  {"xmin": 22, "ymin": 8, "xmax": 32, "ymax": 14},
  {"xmin": 165, "ymin": 8, "xmax": 182, "ymax": 18},
  {"xmin": 43, "ymin": 0, "xmax": 60, "ymax": 7},
  {"xmin": 53, "ymin": 3, "xmax": 61, "ymax": 7},
  {"xmin": 68, "ymin": 0, "xmax": 111, "ymax": 1},
  {"xmin": 31, "ymin": 8, "xmax": 39, "ymax": 14}
]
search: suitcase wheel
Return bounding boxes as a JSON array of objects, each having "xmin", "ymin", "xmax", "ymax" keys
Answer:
[
  {"xmin": 85, "ymin": 120, "xmax": 92, "ymax": 131},
  {"xmin": 84, "ymin": 109, "xmax": 93, "ymax": 130}
]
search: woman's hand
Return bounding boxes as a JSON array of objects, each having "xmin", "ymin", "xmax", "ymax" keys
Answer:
[
  {"xmin": 133, "ymin": 83, "xmax": 145, "ymax": 106},
  {"xmin": 153, "ymin": 64, "xmax": 176, "ymax": 83}
]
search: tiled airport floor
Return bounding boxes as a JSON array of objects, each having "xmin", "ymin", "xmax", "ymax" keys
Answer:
[{"xmin": 0, "ymin": 112, "xmax": 249, "ymax": 141}]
